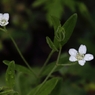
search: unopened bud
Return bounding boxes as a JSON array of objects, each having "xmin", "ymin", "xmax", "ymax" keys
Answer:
[{"xmin": 55, "ymin": 26, "xmax": 65, "ymax": 41}]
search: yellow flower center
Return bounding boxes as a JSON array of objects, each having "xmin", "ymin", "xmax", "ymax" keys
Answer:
[
  {"xmin": 1, "ymin": 19, "xmax": 7, "ymax": 25},
  {"xmin": 76, "ymin": 53, "xmax": 84, "ymax": 60}
]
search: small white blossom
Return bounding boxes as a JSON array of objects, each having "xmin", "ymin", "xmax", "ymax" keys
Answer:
[
  {"xmin": 0, "ymin": 13, "xmax": 9, "ymax": 26},
  {"xmin": 69, "ymin": 44, "xmax": 94, "ymax": 66}
]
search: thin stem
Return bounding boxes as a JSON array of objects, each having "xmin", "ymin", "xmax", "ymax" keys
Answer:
[
  {"xmin": 39, "ymin": 50, "xmax": 54, "ymax": 75},
  {"xmin": 57, "ymin": 62, "xmax": 77, "ymax": 66},
  {"xmin": 3, "ymin": 27, "xmax": 38, "ymax": 78},
  {"xmin": 33, "ymin": 47, "xmax": 62, "ymax": 95}
]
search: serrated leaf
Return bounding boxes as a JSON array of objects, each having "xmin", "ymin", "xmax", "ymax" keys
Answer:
[
  {"xmin": 5, "ymin": 61, "xmax": 15, "ymax": 88},
  {"xmin": 28, "ymin": 78, "xmax": 59, "ymax": 95},
  {"xmin": 46, "ymin": 36, "xmax": 58, "ymax": 51}
]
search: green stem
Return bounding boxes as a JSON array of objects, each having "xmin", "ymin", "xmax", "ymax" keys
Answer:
[
  {"xmin": 57, "ymin": 62, "xmax": 76, "ymax": 66},
  {"xmin": 33, "ymin": 47, "xmax": 62, "ymax": 95},
  {"xmin": 3, "ymin": 27, "xmax": 38, "ymax": 78},
  {"xmin": 39, "ymin": 50, "xmax": 54, "ymax": 76}
]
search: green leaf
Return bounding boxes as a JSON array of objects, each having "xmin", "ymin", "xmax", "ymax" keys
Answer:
[
  {"xmin": 28, "ymin": 78, "xmax": 59, "ymax": 95},
  {"xmin": 3, "ymin": 60, "xmax": 10, "ymax": 65},
  {"xmin": 49, "ymin": 78, "xmax": 63, "ymax": 95},
  {"xmin": 15, "ymin": 64, "xmax": 32, "ymax": 75},
  {"xmin": 61, "ymin": 13, "xmax": 77, "ymax": 46},
  {"xmin": 45, "ymin": 0, "xmax": 63, "ymax": 26},
  {"xmin": 3, "ymin": 60, "xmax": 32, "ymax": 75},
  {"xmin": 0, "ymin": 86, "xmax": 19, "ymax": 95},
  {"xmin": 5, "ymin": 61, "xmax": 15, "ymax": 88},
  {"xmin": 46, "ymin": 36, "xmax": 58, "ymax": 51},
  {"xmin": 32, "ymin": 0, "xmax": 47, "ymax": 7},
  {"xmin": 54, "ymin": 13, "xmax": 77, "ymax": 48}
]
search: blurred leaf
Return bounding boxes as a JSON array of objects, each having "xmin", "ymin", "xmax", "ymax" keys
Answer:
[
  {"xmin": 15, "ymin": 72, "xmax": 37, "ymax": 95},
  {"xmin": 77, "ymin": 2, "xmax": 95, "ymax": 30},
  {"xmin": 5, "ymin": 61, "xmax": 15, "ymax": 88},
  {"xmin": 11, "ymin": 30, "xmax": 31, "ymax": 52},
  {"xmin": 61, "ymin": 80, "xmax": 86, "ymax": 95},
  {"xmin": 41, "ymin": 53, "xmax": 69, "ymax": 76},
  {"xmin": 85, "ymin": 83, "xmax": 95, "ymax": 91},
  {"xmin": 63, "ymin": 0, "xmax": 76, "ymax": 12},
  {"xmin": 32, "ymin": 0, "xmax": 47, "ymax": 7},
  {"xmin": 77, "ymin": 2, "xmax": 90, "ymax": 20},
  {"xmin": 60, "ymin": 62, "xmax": 95, "ymax": 82},
  {"xmin": 45, "ymin": 0, "xmax": 63, "ymax": 26},
  {"xmin": 0, "ymin": 40, "xmax": 3, "ymax": 51},
  {"xmin": 28, "ymin": 78, "xmax": 59, "ymax": 95},
  {"xmin": 0, "ymin": 86, "xmax": 19, "ymax": 95},
  {"xmin": 79, "ymin": 38, "xmax": 95, "ymax": 55},
  {"xmin": 0, "ymin": 74, "xmax": 6, "ymax": 86},
  {"xmin": 49, "ymin": 78, "xmax": 63, "ymax": 95},
  {"xmin": 50, "ymin": 16, "xmax": 61, "ymax": 31},
  {"xmin": 46, "ymin": 36, "xmax": 58, "ymax": 51},
  {"xmin": 3, "ymin": 60, "xmax": 31, "ymax": 75}
]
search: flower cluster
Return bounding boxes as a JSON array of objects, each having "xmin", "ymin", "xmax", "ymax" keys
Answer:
[
  {"xmin": 0, "ymin": 13, "xmax": 9, "ymax": 26},
  {"xmin": 69, "ymin": 44, "xmax": 94, "ymax": 66}
]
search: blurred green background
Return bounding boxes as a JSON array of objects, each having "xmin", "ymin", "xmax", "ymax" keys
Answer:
[{"xmin": 0, "ymin": 0, "xmax": 95, "ymax": 95}]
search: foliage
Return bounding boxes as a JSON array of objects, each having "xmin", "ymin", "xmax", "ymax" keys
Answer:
[
  {"xmin": 0, "ymin": 13, "xmax": 78, "ymax": 95},
  {"xmin": 0, "ymin": 0, "xmax": 95, "ymax": 95}
]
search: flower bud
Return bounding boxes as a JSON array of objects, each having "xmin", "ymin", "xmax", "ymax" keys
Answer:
[{"xmin": 55, "ymin": 25, "xmax": 65, "ymax": 41}]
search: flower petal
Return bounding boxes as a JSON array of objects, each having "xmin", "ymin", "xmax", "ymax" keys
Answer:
[
  {"xmin": 84, "ymin": 54, "xmax": 94, "ymax": 61},
  {"xmin": 3, "ymin": 13, "xmax": 9, "ymax": 21},
  {"xmin": 0, "ymin": 13, "xmax": 3, "ymax": 20},
  {"xmin": 78, "ymin": 60, "xmax": 86, "ymax": 66},
  {"xmin": 69, "ymin": 48, "xmax": 77, "ymax": 56},
  {"xmin": 69, "ymin": 56, "xmax": 77, "ymax": 62},
  {"xmin": 79, "ymin": 44, "xmax": 87, "ymax": 54},
  {"xmin": 0, "ymin": 22, "xmax": 9, "ymax": 26}
]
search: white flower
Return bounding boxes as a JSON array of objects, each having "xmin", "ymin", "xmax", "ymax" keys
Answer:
[
  {"xmin": 69, "ymin": 44, "xmax": 94, "ymax": 66},
  {"xmin": 0, "ymin": 13, "xmax": 9, "ymax": 26}
]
